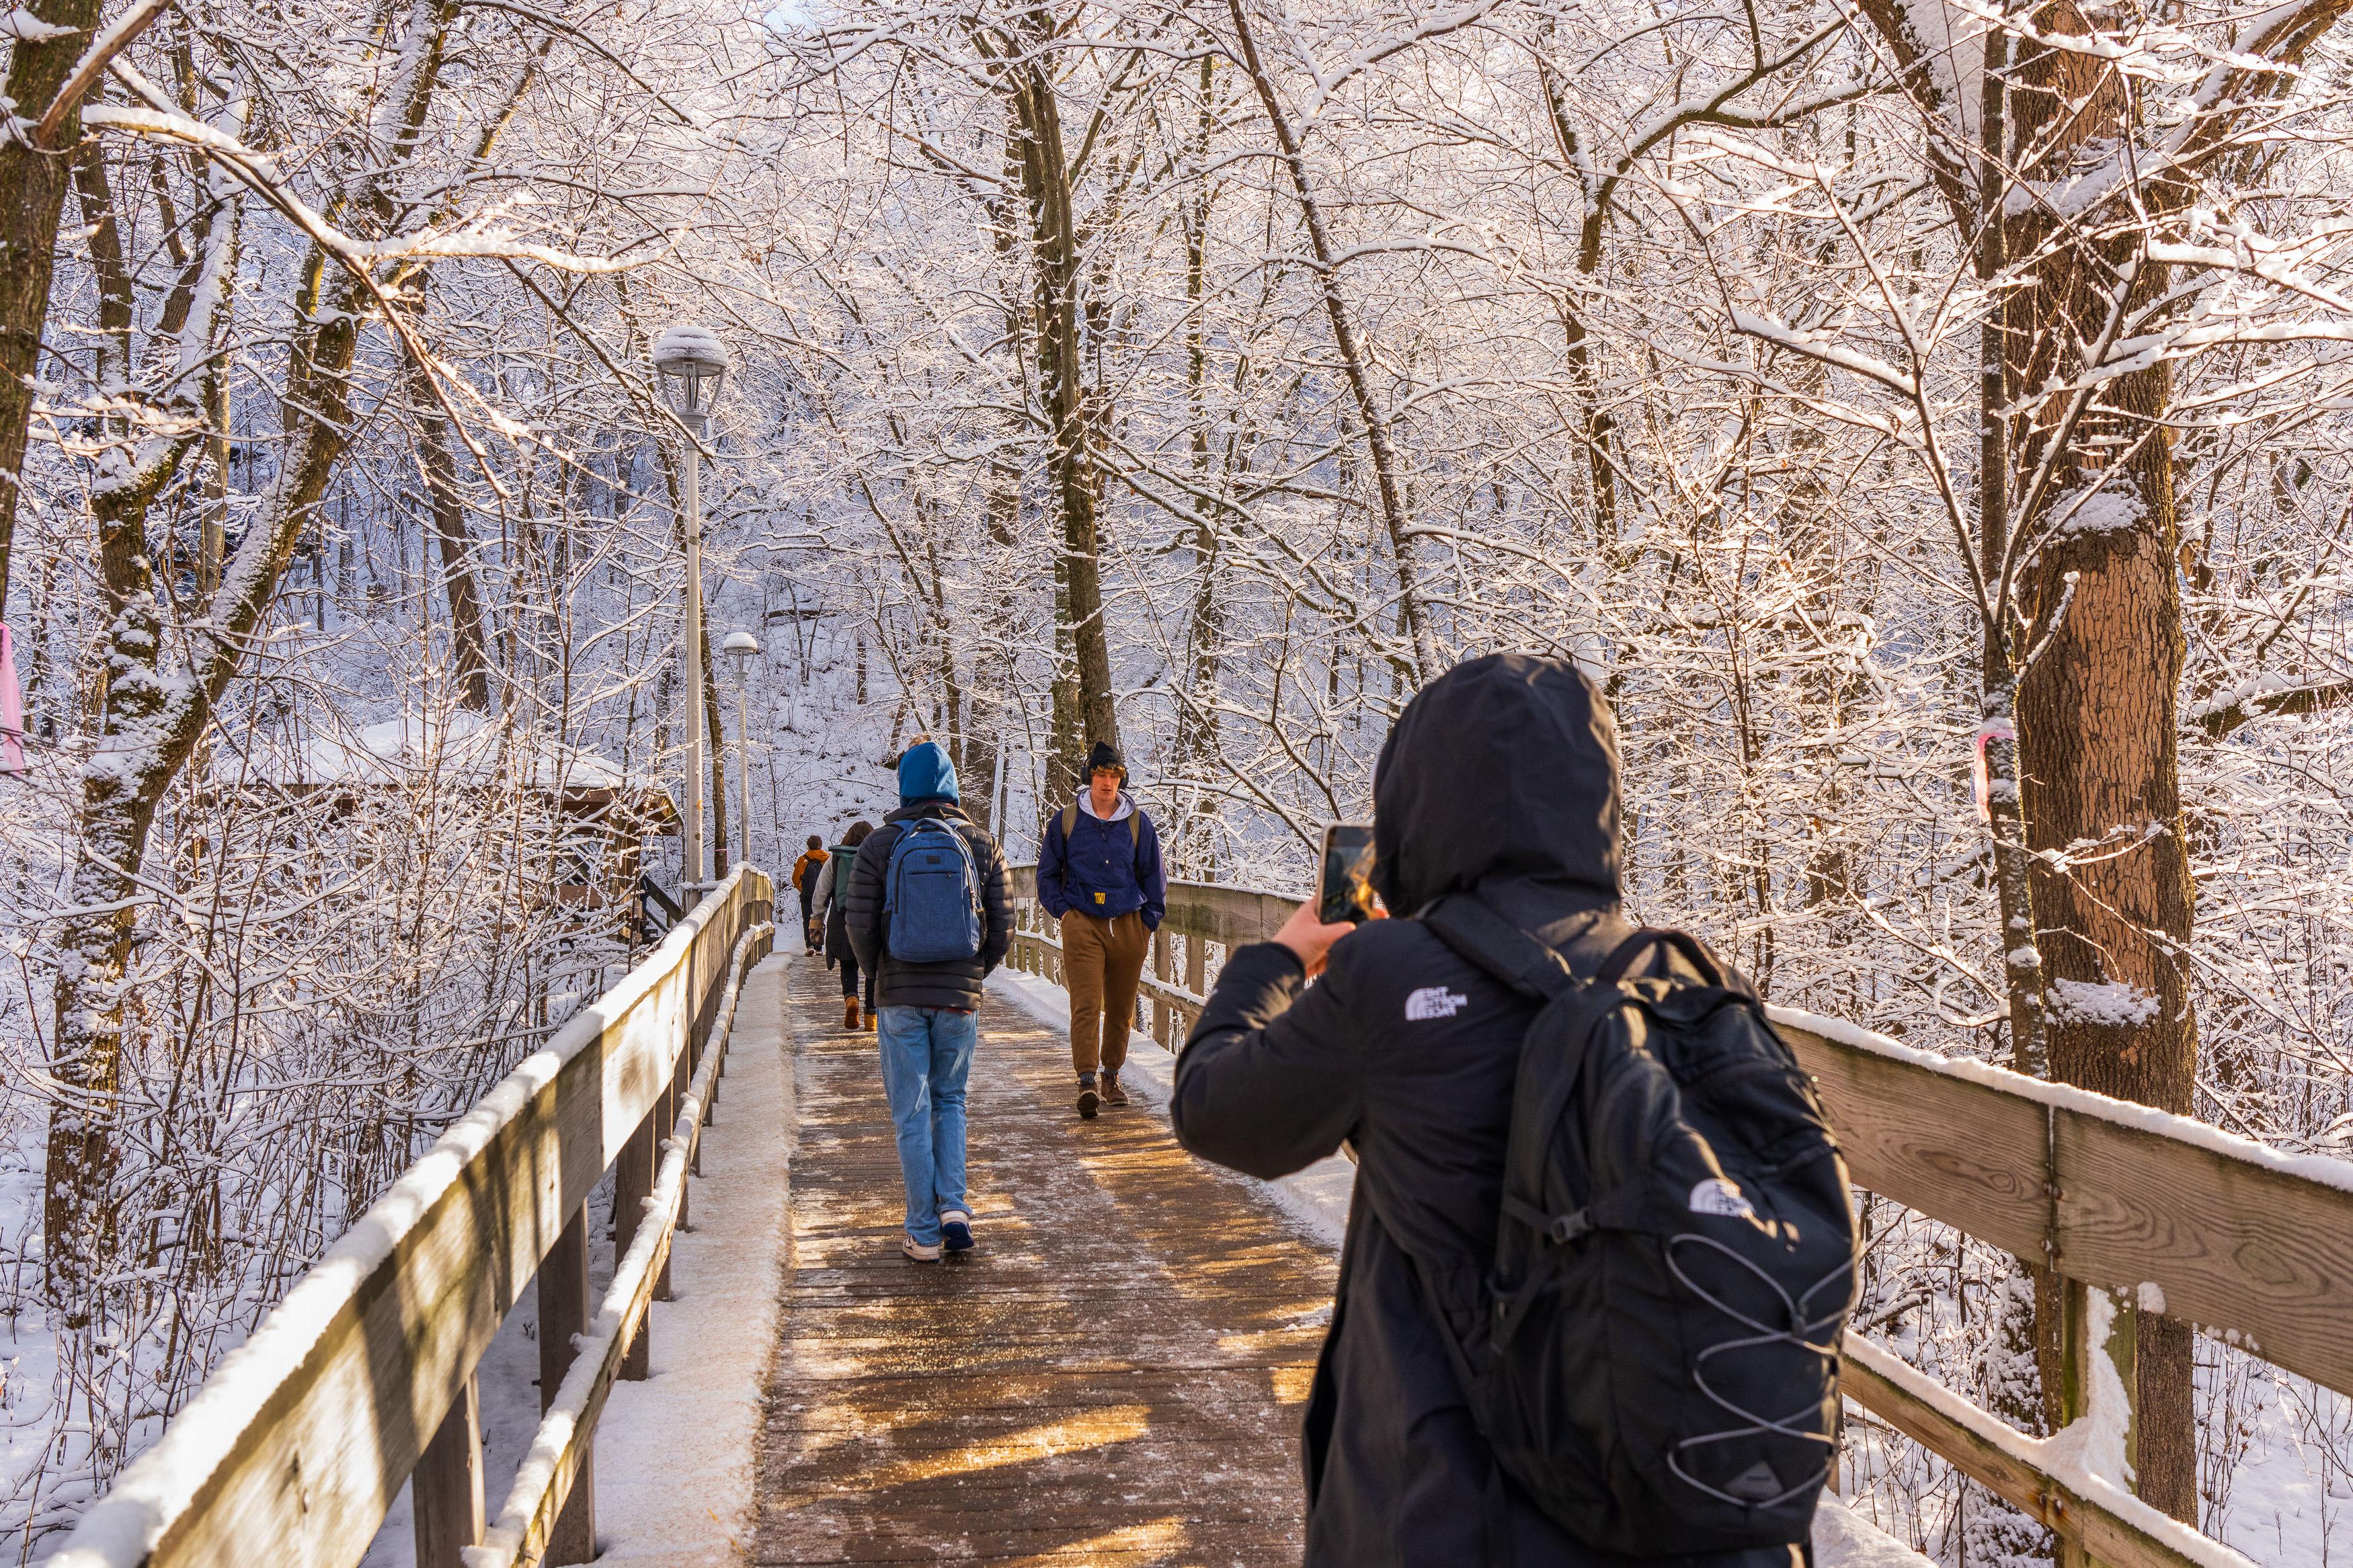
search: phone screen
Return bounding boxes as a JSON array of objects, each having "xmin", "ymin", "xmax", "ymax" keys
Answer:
[{"xmin": 1318, "ymin": 824, "xmax": 1378, "ymax": 925}]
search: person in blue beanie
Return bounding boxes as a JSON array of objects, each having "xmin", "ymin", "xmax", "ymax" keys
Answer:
[
  {"xmin": 844, "ymin": 738, "xmax": 1011, "ymax": 1262},
  {"xmin": 1035, "ymin": 740, "xmax": 1166, "ymax": 1118}
]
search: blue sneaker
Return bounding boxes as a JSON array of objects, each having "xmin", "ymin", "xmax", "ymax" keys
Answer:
[{"xmin": 941, "ymin": 1211, "xmax": 974, "ymax": 1255}]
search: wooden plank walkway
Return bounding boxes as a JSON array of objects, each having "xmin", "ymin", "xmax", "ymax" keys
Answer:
[{"xmin": 754, "ymin": 953, "xmax": 1338, "ymax": 1566}]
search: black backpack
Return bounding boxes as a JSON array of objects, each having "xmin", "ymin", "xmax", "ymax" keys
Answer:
[{"xmin": 1408, "ymin": 896, "xmax": 1858, "ymax": 1556}]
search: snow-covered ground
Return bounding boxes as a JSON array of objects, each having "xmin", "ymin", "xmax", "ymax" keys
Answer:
[{"xmin": 983, "ymin": 966, "xmax": 1935, "ymax": 1568}]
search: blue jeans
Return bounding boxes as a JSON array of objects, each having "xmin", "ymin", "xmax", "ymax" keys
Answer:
[{"xmin": 875, "ymin": 1006, "xmax": 978, "ymax": 1245}]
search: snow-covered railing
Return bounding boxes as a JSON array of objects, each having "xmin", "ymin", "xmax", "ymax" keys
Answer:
[
  {"xmin": 45, "ymin": 867, "xmax": 776, "ymax": 1568},
  {"xmin": 1008, "ymin": 872, "xmax": 2348, "ymax": 1568}
]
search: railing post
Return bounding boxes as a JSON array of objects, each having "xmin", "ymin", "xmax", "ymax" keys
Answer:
[
  {"xmin": 540, "ymin": 1203, "xmax": 596, "ymax": 1565},
  {"xmin": 1152, "ymin": 929, "xmax": 1171, "ymax": 1046},
  {"xmin": 658, "ymin": 1069, "xmax": 681, "ymax": 1292},
  {"xmin": 413, "ymin": 1374, "xmax": 483, "ymax": 1568},
  {"xmin": 616, "ymin": 1106, "xmax": 656, "ymax": 1379},
  {"xmin": 1186, "ymin": 936, "xmax": 1207, "ymax": 1042}
]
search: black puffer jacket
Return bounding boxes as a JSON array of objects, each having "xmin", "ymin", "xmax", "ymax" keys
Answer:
[
  {"xmin": 844, "ymin": 801, "xmax": 1011, "ymax": 1011},
  {"xmin": 1171, "ymin": 653, "xmax": 1796, "ymax": 1568}
]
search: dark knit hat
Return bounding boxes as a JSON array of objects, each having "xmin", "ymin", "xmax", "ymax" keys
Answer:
[{"xmin": 1086, "ymin": 741, "xmax": 1125, "ymax": 778}]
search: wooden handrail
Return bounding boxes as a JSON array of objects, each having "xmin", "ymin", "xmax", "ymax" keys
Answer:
[
  {"xmin": 48, "ymin": 866, "xmax": 776, "ymax": 1568},
  {"xmin": 1008, "ymin": 874, "xmax": 2329, "ymax": 1568}
]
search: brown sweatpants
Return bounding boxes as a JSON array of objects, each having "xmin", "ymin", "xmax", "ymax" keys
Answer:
[{"xmin": 1061, "ymin": 909, "xmax": 1150, "ymax": 1076}]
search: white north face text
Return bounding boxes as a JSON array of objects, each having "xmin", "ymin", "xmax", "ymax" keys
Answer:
[
  {"xmin": 1404, "ymin": 986, "xmax": 1470, "ymax": 1021},
  {"xmin": 1688, "ymin": 1178, "xmax": 1757, "ymax": 1219}
]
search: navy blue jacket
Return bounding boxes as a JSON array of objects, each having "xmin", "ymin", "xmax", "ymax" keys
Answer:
[{"xmin": 1037, "ymin": 793, "xmax": 1166, "ymax": 929}]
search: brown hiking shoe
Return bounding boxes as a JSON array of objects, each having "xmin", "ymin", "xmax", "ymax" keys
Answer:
[
  {"xmin": 862, "ymin": 1005, "xmax": 877, "ymax": 1031},
  {"xmin": 1100, "ymin": 1073, "xmax": 1129, "ymax": 1107},
  {"xmin": 844, "ymin": 998, "xmax": 860, "ymax": 1031}
]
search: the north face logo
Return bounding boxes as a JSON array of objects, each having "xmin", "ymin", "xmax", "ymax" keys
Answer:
[
  {"xmin": 1404, "ymin": 987, "xmax": 1470, "ymax": 1022},
  {"xmin": 1688, "ymin": 1178, "xmax": 1757, "ymax": 1220}
]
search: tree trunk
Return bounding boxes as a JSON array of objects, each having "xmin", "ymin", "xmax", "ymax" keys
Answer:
[
  {"xmin": 1003, "ymin": 42, "xmax": 1121, "ymax": 773},
  {"xmin": 2001, "ymin": 11, "xmax": 2198, "ymax": 1517},
  {"xmin": 1227, "ymin": 0, "xmax": 1435, "ymax": 685},
  {"xmin": 0, "ymin": 0, "xmax": 109, "ymax": 616},
  {"xmin": 44, "ymin": 0, "xmax": 457, "ymax": 1317},
  {"xmin": 47, "ymin": 259, "xmax": 367, "ymax": 1317},
  {"xmin": 1171, "ymin": 54, "xmax": 1224, "ymax": 873},
  {"xmin": 405, "ymin": 354, "xmax": 495, "ymax": 712}
]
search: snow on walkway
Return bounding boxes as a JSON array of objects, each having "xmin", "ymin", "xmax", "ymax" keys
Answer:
[{"xmin": 591, "ymin": 952, "xmax": 795, "ymax": 1564}]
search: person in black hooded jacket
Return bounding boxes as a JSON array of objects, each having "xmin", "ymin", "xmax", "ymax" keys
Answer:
[{"xmin": 1170, "ymin": 653, "xmax": 1798, "ymax": 1568}]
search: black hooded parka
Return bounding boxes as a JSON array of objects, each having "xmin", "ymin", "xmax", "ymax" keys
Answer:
[{"xmin": 1170, "ymin": 654, "xmax": 1800, "ymax": 1568}]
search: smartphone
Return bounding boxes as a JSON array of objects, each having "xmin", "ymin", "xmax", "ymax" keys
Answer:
[{"xmin": 1317, "ymin": 823, "xmax": 1378, "ymax": 925}]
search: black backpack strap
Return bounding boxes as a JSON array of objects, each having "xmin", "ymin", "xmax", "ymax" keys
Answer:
[
  {"xmin": 1595, "ymin": 925, "xmax": 1726, "ymax": 988},
  {"xmin": 1420, "ymin": 895, "xmax": 1581, "ymax": 1003},
  {"xmin": 1501, "ymin": 1181, "xmax": 1649, "ymax": 1247}
]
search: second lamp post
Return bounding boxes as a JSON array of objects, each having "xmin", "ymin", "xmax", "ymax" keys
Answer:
[{"xmin": 651, "ymin": 324, "xmax": 729, "ymax": 893}]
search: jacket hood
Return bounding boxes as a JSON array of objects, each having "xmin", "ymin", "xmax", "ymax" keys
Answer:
[
  {"xmin": 1078, "ymin": 789, "xmax": 1135, "ymax": 823},
  {"xmin": 1371, "ymin": 653, "xmax": 1622, "ymax": 915},
  {"xmin": 897, "ymin": 741, "xmax": 959, "ymax": 804}
]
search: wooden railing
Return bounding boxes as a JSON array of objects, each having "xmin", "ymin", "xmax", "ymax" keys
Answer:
[
  {"xmin": 50, "ymin": 867, "xmax": 776, "ymax": 1568},
  {"xmin": 1010, "ymin": 872, "xmax": 2346, "ymax": 1568}
]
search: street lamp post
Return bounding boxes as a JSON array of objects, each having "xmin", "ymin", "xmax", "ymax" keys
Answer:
[
  {"xmin": 722, "ymin": 630, "xmax": 760, "ymax": 869},
  {"xmin": 651, "ymin": 325, "xmax": 729, "ymax": 893}
]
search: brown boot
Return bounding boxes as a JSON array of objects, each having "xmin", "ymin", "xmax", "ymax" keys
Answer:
[
  {"xmin": 844, "ymin": 997, "xmax": 860, "ymax": 1031},
  {"xmin": 1100, "ymin": 1072, "xmax": 1129, "ymax": 1108},
  {"xmin": 862, "ymin": 1005, "xmax": 877, "ymax": 1031}
]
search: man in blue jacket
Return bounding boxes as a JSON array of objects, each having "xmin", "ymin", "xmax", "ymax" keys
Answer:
[{"xmin": 1036, "ymin": 741, "xmax": 1166, "ymax": 1118}]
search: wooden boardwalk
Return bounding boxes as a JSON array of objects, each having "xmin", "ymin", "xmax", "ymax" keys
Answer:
[{"xmin": 754, "ymin": 953, "xmax": 1338, "ymax": 1566}]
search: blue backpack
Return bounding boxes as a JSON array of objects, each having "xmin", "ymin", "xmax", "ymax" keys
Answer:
[{"xmin": 883, "ymin": 817, "xmax": 986, "ymax": 963}]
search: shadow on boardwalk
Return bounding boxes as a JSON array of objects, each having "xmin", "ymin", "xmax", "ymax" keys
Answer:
[{"xmin": 755, "ymin": 953, "xmax": 1337, "ymax": 1566}]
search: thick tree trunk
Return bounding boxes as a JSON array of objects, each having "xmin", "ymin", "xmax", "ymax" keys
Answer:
[
  {"xmin": 1003, "ymin": 44, "xmax": 1121, "ymax": 775},
  {"xmin": 0, "ymin": 0, "xmax": 109, "ymax": 616},
  {"xmin": 2001, "ymin": 13, "xmax": 2198, "ymax": 1517},
  {"xmin": 47, "ymin": 261, "xmax": 366, "ymax": 1316},
  {"xmin": 45, "ymin": 0, "xmax": 456, "ymax": 1315}
]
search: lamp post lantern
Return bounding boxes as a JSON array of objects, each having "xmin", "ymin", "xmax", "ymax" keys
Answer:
[
  {"xmin": 722, "ymin": 629, "xmax": 759, "ymax": 869},
  {"xmin": 651, "ymin": 325, "xmax": 729, "ymax": 893}
]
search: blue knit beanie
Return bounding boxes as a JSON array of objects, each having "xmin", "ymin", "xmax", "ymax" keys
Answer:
[{"xmin": 897, "ymin": 741, "xmax": 959, "ymax": 804}]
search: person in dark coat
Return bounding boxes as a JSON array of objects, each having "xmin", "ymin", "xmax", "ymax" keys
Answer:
[
  {"xmin": 1170, "ymin": 653, "xmax": 1796, "ymax": 1568},
  {"xmin": 846, "ymin": 739, "xmax": 1012, "ymax": 1262},
  {"xmin": 816, "ymin": 821, "xmax": 875, "ymax": 1030}
]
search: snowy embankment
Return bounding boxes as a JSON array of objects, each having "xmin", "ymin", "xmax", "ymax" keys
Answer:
[
  {"xmin": 357, "ymin": 956, "xmax": 794, "ymax": 1568},
  {"xmin": 982, "ymin": 966, "xmax": 1933, "ymax": 1568}
]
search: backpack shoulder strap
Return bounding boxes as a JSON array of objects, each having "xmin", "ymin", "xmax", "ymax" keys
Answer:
[
  {"xmin": 1127, "ymin": 811, "xmax": 1141, "ymax": 845},
  {"xmin": 1060, "ymin": 803, "xmax": 1077, "ymax": 839},
  {"xmin": 1595, "ymin": 926, "xmax": 1728, "ymax": 989},
  {"xmin": 1419, "ymin": 895, "xmax": 1581, "ymax": 1003}
]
